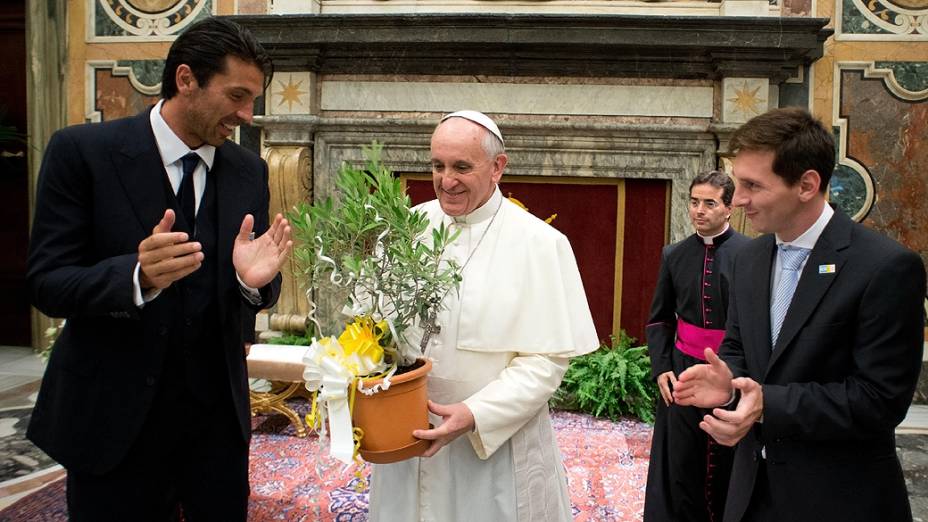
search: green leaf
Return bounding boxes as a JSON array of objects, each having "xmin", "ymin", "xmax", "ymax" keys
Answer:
[
  {"xmin": 285, "ymin": 141, "xmax": 463, "ymax": 367},
  {"xmin": 549, "ymin": 332, "xmax": 658, "ymax": 424}
]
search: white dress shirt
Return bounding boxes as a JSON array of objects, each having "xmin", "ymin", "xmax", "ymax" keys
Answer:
[{"xmin": 771, "ymin": 203, "xmax": 834, "ymax": 295}]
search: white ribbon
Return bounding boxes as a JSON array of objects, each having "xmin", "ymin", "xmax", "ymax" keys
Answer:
[
  {"xmin": 357, "ymin": 364, "xmax": 396, "ymax": 396},
  {"xmin": 302, "ymin": 337, "xmax": 356, "ymax": 464},
  {"xmin": 302, "ymin": 336, "xmax": 390, "ymax": 464}
]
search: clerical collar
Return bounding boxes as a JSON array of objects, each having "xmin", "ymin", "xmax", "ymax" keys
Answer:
[
  {"xmin": 775, "ymin": 203, "xmax": 834, "ymax": 250},
  {"xmin": 150, "ymin": 99, "xmax": 216, "ymax": 171},
  {"xmin": 451, "ymin": 187, "xmax": 503, "ymax": 225},
  {"xmin": 697, "ymin": 223, "xmax": 731, "ymax": 245}
]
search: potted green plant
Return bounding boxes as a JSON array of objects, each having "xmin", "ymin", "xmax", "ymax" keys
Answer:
[{"xmin": 287, "ymin": 142, "xmax": 461, "ymax": 465}]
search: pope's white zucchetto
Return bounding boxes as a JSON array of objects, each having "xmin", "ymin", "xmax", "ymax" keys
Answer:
[{"xmin": 440, "ymin": 110, "xmax": 505, "ymax": 146}]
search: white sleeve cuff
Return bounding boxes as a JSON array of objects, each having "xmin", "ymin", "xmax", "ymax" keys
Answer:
[
  {"xmin": 237, "ymin": 273, "xmax": 263, "ymax": 305},
  {"xmin": 133, "ymin": 262, "xmax": 161, "ymax": 308}
]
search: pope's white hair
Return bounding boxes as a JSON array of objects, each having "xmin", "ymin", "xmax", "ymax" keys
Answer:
[
  {"xmin": 435, "ymin": 116, "xmax": 506, "ymax": 161},
  {"xmin": 481, "ymin": 129, "xmax": 506, "ymax": 160}
]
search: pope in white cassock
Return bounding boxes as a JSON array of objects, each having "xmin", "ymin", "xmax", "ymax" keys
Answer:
[{"xmin": 368, "ymin": 111, "xmax": 599, "ymax": 521}]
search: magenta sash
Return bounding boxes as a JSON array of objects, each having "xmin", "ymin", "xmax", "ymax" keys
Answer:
[{"xmin": 675, "ymin": 318, "xmax": 725, "ymax": 361}]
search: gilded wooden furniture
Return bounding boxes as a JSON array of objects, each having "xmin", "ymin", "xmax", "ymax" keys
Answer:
[{"xmin": 247, "ymin": 344, "xmax": 309, "ymax": 437}]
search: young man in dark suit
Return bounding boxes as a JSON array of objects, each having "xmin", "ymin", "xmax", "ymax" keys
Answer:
[
  {"xmin": 673, "ymin": 107, "xmax": 925, "ymax": 522},
  {"xmin": 26, "ymin": 17, "xmax": 291, "ymax": 521}
]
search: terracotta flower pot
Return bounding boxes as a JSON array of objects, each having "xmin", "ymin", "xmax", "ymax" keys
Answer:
[{"xmin": 352, "ymin": 358, "xmax": 432, "ymax": 464}]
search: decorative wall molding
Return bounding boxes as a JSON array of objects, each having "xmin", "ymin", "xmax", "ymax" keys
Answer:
[
  {"xmin": 319, "ymin": 0, "xmax": 757, "ymax": 16},
  {"xmin": 842, "ymin": 61, "xmax": 928, "ymax": 100},
  {"xmin": 722, "ymin": 77, "xmax": 771, "ymax": 123},
  {"xmin": 319, "ymin": 80, "xmax": 715, "ymax": 118},
  {"xmin": 830, "ymin": 62, "xmax": 882, "ymax": 221},
  {"xmin": 837, "ymin": 0, "xmax": 928, "ymax": 40},
  {"xmin": 831, "ymin": 123, "xmax": 876, "ymax": 221},
  {"xmin": 85, "ymin": 60, "xmax": 162, "ymax": 122},
  {"xmin": 90, "ymin": 0, "xmax": 213, "ymax": 41},
  {"xmin": 267, "ymin": 72, "xmax": 315, "ymax": 115},
  {"xmin": 233, "ymin": 13, "xmax": 832, "ymax": 82}
]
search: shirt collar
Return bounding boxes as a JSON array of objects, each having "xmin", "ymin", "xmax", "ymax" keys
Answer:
[
  {"xmin": 149, "ymin": 99, "xmax": 216, "ymax": 170},
  {"xmin": 776, "ymin": 203, "xmax": 834, "ymax": 250},
  {"xmin": 697, "ymin": 223, "xmax": 730, "ymax": 245},
  {"xmin": 452, "ymin": 186, "xmax": 503, "ymax": 225}
]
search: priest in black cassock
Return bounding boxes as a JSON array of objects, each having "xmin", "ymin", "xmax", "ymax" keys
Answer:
[{"xmin": 644, "ymin": 170, "xmax": 750, "ymax": 522}]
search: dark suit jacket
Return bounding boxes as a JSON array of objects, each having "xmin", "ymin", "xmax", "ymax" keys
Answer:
[
  {"xmin": 721, "ymin": 209, "xmax": 925, "ymax": 522},
  {"xmin": 26, "ymin": 108, "xmax": 281, "ymax": 474}
]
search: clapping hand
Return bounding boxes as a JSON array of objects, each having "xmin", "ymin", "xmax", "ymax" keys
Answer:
[
  {"xmin": 699, "ymin": 377, "xmax": 764, "ymax": 446},
  {"xmin": 673, "ymin": 348, "xmax": 734, "ymax": 408},
  {"xmin": 233, "ymin": 213, "xmax": 292, "ymax": 289},
  {"xmin": 674, "ymin": 348, "xmax": 764, "ymax": 447},
  {"xmin": 138, "ymin": 209, "xmax": 203, "ymax": 290}
]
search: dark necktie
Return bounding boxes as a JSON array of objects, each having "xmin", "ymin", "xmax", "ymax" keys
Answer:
[{"xmin": 178, "ymin": 153, "xmax": 199, "ymax": 232}]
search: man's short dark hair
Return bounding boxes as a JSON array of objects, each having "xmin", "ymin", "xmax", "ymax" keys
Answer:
[
  {"xmin": 689, "ymin": 170, "xmax": 735, "ymax": 206},
  {"xmin": 161, "ymin": 17, "xmax": 273, "ymax": 99},
  {"xmin": 728, "ymin": 107, "xmax": 835, "ymax": 193}
]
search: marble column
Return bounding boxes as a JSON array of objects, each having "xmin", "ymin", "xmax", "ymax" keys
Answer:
[{"xmin": 27, "ymin": 0, "xmax": 68, "ymax": 351}]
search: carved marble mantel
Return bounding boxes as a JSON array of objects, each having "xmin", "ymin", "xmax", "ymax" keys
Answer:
[{"xmin": 235, "ymin": 13, "xmax": 832, "ymax": 83}]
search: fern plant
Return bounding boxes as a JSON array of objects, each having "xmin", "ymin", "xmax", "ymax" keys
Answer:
[
  {"xmin": 550, "ymin": 332, "xmax": 659, "ymax": 423},
  {"xmin": 267, "ymin": 332, "xmax": 313, "ymax": 346}
]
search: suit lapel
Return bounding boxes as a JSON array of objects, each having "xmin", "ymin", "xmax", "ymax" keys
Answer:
[
  {"xmin": 748, "ymin": 236, "xmax": 776, "ymax": 372},
  {"xmin": 214, "ymin": 146, "xmax": 251, "ymax": 294},
  {"xmin": 766, "ymin": 210, "xmax": 851, "ymax": 373},
  {"xmin": 112, "ymin": 109, "xmax": 171, "ymax": 236}
]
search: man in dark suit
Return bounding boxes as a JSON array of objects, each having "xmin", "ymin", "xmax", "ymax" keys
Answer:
[
  {"xmin": 673, "ymin": 107, "xmax": 925, "ymax": 522},
  {"xmin": 26, "ymin": 17, "xmax": 291, "ymax": 521}
]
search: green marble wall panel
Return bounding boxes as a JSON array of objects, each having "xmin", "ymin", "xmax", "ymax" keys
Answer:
[
  {"xmin": 874, "ymin": 61, "xmax": 928, "ymax": 93},
  {"xmin": 829, "ymin": 156, "xmax": 870, "ymax": 218},
  {"xmin": 841, "ymin": 0, "xmax": 891, "ymax": 35},
  {"xmin": 115, "ymin": 59, "xmax": 164, "ymax": 89}
]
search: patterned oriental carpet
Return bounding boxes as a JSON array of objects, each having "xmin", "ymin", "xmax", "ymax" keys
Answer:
[{"xmin": 0, "ymin": 403, "xmax": 652, "ymax": 521}]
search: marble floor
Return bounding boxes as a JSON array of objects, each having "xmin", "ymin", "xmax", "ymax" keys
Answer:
[
  {"xmin": 0, "ymin": 344, "xmax": 925, "ymax": 518},
  {"xmin": 0, "ymin": 346, "xmax": 63, "ymax": 509}
]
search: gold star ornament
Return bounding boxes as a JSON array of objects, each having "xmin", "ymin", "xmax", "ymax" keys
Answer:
[
  {"xmin": 727, "ymin": 82, "xmax": 763, "ymax": 120},
  {"xmin": 275, "ymin": 76, "xmax": 308, "ymax": 113}
]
